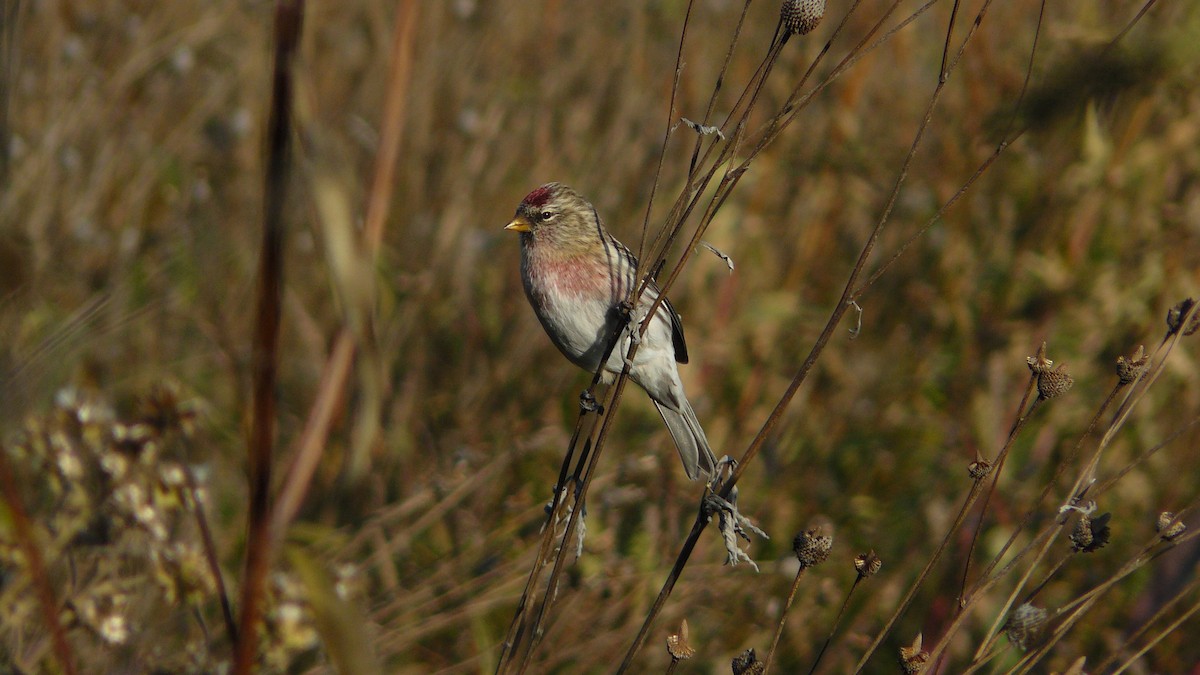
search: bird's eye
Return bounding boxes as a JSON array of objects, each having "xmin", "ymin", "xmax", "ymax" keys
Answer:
[{"xmin": 540, "ymin": 210, "xmax": 554, "ymax": 221}]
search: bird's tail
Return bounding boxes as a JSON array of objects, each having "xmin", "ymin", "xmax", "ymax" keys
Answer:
[{"xmin": 654, "ymin": 399, "xmax": 718, "ymax": 481}]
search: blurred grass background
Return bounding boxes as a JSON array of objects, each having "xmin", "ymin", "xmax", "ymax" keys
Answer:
[{"xmin": 1, "ymin": 0, "xmax": 1199, "ymax": 672}]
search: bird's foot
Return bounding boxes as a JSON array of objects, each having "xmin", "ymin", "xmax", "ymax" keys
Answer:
[{"xmin": 579, "ymin": 390, "xmax": 604, "ymax": 415}]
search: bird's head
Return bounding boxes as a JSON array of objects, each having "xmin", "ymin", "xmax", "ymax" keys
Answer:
[{"xmin": 505, "ymin": 183, "xmax": 600, "ymax": 250}]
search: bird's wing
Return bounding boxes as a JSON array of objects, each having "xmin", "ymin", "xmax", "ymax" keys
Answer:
[
  {"xmin": 659, "ymin": 290, "xmax": 689, "ymax": 365},
  {"xmin": 607, "ymin": 233, "xmax": 689, "ymax": 364}
]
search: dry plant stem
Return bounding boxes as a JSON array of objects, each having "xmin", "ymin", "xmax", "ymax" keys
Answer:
[
  {"xmin": 494, "ymin": 424, "xmax": 585, "ymax": 671},
  {"xmin": 519, "ymin": 369, "xmax": 637, "ymax": 674},
  {"xmin": 627, "ymin": 2, "xmax": 1004, "ymax": 666},
  {"xmin": 185, "ymin": 460, "xmax": 239, "ymax": 646},
  {"xmin": 641, "ymin": 26, "xmax": 783, "ymax": 294},
  {"xmin": 733, "ymin": 0, "xmax": 985, "ymax": 499},
  {"xmin": 634, "ymin": 0, "xmax": 693, "ymax": 272},
  {"xmin": 0, "ymin": 0, "xmax": 16, "ymax": 185},
  {"xmin": 270, "ymin": 335, "xmax": 356, "ymax": 540},
  {"xmin": 362, "ymin": 0, "xmax": 416, "ymax": 254},
  {"xmin": 976, "ymin": 383, "xmax": 1120, "ymax": 585},
  {"xmin": 854, "ymin": 381, "xmax": 1041, "ymax": 667},
  {"xmin": 0, "ymin": 444, "xmax": 76, "ymax": 675},
  {"xmin": 854, "ymin": 0, "xmax": 1046, "ymax": 299},
  {"xmin": 1109, "ymin": 0, "xmax": 1160, "ymax": 49},
  {"xmin": 1089, "ymin": 414, "xmax": 1200, "ymax": 498},
  {"xmin": 1099, "ymin": 569, "xmax": 1200, "ymax": 667},
  {"xmin": 496, "ymin": 311, "xmax": 631, "ymax": 672},
  {"xmin": 233, "ymin": 2, "xmax": 303, "ymax": 674},
  {"xmin": 1109, "ymin": 580, "xmax": 1200, "ymax": 673},
  {"xmin": 964, "ymin": 315, "xmax": 1199, "ymax": 660},
  {"xmin": 1070, "ymin": 318, "xmax": 1191, "ymax": 500},
  {"xmin": 958, "ymin": 390, "xmax": 1041, "ymax": 592},
  {"xmin": 962, "ymin": 387, "xmax": 1124, "ymax": 664},
  {"xmin": 850, "ymin": 483, "xmax": 987, "ymax": 674},
  {"xmin": 270, "ymin": 2, "xmax": 416, "ymax": 543},
  {"xmin": 617, "ymin": 503, "xmax": 709, "ymax": 674},
  {"xmin": 1006, "ymin": 534, "xmax": 1197, "ymax": 675},
  {"xmin": 807, "ymin": 577, "xmax": 864, "ymax": 675},
  {"xmin": 762, "ymin": 568, "xmax": 809, "ymax": 674}
]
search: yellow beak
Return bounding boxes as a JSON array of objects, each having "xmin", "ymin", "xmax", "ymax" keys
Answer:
[{"xmin": 505, "ymin": 216, "xmax": 532, "ymax": 233}]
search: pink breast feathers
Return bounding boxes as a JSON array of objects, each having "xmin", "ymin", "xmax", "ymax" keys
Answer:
[{"xmin": 531, "ymin": 253, "xmax": 616, "ymax": 302}]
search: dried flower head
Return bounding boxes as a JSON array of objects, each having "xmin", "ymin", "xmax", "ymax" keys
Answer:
[
  {"xmin": 854, "ymin": 551, "xmax": 883, "ymax": 579},
  {"xmin": 1166, "ymin": 298, "xmax": 1198, "ymax": 336},
  {"xmin": 1005, "ymin": 603, "xmax": 1048, "ymax": 651},
  {"xmin": 1069, "ymin": 512, "xmax": 1111, "ymax": 553},
  {"xmin": 781, "ymin": 0, "xmax": 825, "ymax": 35},
  {"xmin": 1156, "ymin": 512, "xmax": 1187, "ymax": 541},
  {"xmin": 899, "ymin": 633, "xmax": 929, "ymax": 674},
  {"xmin": 1027, "ymin": 342, "xmax": 1053, "ymax": 374},
  {"xmin": 1037, "ymin": 365, "xmax": 1074, "ymax": 400},
  {"xmin": 968, "ymin": 459, "xmax": 992, "ymax": 480},
  {"xmin": 1115, "ymin": 345, "xmax": 1149, "ymax": 385},
  {"xmin": 793, "ymin": 527, "xmax": 833, "ymax": 569},
  {"xmin": 731, "ymin": 648, "xmax": 765, "ymax": 675},
  {"xmin": 666, "ymin": 620, "xmax": 696, "ymax": 661}
]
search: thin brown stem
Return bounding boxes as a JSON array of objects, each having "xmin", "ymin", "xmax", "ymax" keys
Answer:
[
  {"xmin": 233, "ymin": 2, "xmax": 303, "ymax": 673},
  {"xmin": 0, "ymin": 443, "xmax": 75, "ymax": 675},
  {"xmin": 763, "ymin": 568, "xmax": 809, "ymax": 674},
  {"xmin": 808, "ymin": 576, "xmax": 864, "ymax": 675}
]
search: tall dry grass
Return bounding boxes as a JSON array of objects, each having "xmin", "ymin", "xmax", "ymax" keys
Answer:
[{"xmin": 0, "ymin": 0, "xmax": 1198, "ymax": 673}]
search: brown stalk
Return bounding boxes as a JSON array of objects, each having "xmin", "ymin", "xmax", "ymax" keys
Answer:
[
  {"xmin": 496, "ymin": 306, "xmax": 632, "ymax": 672},
  {"xmin": 0, "ymin": 443, "xmax": 76, "ymax": 674},
  {"xmin": 270, "ymin": 1, "xmax": 418, "ymax": 546},
  {"xmin": 807, "ymin": 575, "xmax": 867, "ymax": 675},
  {"xmin": 184, "ymin": 459, "xmax": 239, "ymax": 647},
  {"xmin": 1107, "ymin": 576, "xmax": 1200, "ymax": 673},
  {"xmin": 623, "ymin": 0, "xmax": 1027, "ymax": 667},
  {"xmin": 962, "ymin": 306, "xmax": 1199, "ymax": 661},
  {"xmin": 762, "ymin": 567, "xmax": 809, "ymax": 674},
  {"xmin": 233, "ymin": 2, "xmax": 303, "ymax": 673}
]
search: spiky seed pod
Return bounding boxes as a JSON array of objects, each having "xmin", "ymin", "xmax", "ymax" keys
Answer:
[
  {"xmin": 793, "ymin": 527, "xmax": 833, "ymax": 569},
  {"xmin": 1157, "ymin": 512, "xmax": 1187, "ymax": 541},
  {"xmin": 666, "ymin": 620, "xmax": 695, "ymax": 661},
  {"xmin": 968, "ymin": 460, "xmax": 992, "ymax": 479},
  {"xmin": 1005, "ymin": 603, "xmax": 1049, "ymax": 651},
  {"xmin": 1116, "ymin": 346, "xmax": 1150, "ymax": 385},
  {"xmin": 854, "ymin": 551, "xmax": 883, "ymax": 579},
  {"xmin": 781, "ymin": 0, "xmax": 825, "ymax": 36},
  {"xmin": 1026, "ymin": 342, "xmax": 1053, "ymax": 374},
  {"xmin": 899, "ymin": 633, "xmax": 929, "ymax": 674},
  {"xmin": 1037, "ymin": 365, "xmax": 1074, "ymax": 400},
  {"xmin": 1166, "ymin": 298, "xmax": 1197, "ymax": 335},
  {"xmin": 1070, "ymin": 512, "xmax": 1111, "ymax": 553},
  {"xmin": 731, "ymin": 648, "xmax": 765, "ymax": 675}
]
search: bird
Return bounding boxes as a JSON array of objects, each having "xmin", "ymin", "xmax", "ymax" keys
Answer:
[{"xmin": 504, "ymin": 182, "xmax": 717, "ymax": 481}]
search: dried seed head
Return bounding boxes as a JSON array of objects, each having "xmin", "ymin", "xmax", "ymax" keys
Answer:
[
  {"xmin": 666, "ymin": 620, "xmax": 695, "ymax": 661},
  {"xmin": 1070, "ymin": 512, "xmax": 1111, "ymax": 553},
  {"xmin": 1005, "ymin": 603, "xmax": 1048, "ymax": 651},
  {"xmin": 854, "ymin": 551, "xmax": 883, "ymax": 579},
  {"xmin": 792, "ymin": 527, "xmax": 833, "ymax": 569},
  {"xmin": 1166, "ymin": 298, "xmax": 1198, "ymax": 336},
  {"xmin": 1116, "ymin": 345, "xmax": 1149, "ymax": 385},
  {"xmin": 899, "ymin": 633, "xmax": 929, "ymax": 674},
  {"xmin": 1157, "ymin": 512, "xmax": 1187, "ymax": 541},
  {"xmin": 968, "ymin": 459, "xmax": 992, "ymax": 480},
  {"xmin": 781, "ymin": 0, "xmax": 825, "ymax": 36},
  {"xmin": 1027, "ymin": 342, "xmax": 1053, "ymax": 374},
  {"xmin": 731, "ymin": 648, "xmax": 765, "ymax": 675},
  {"xmin": 1037, "ymin": 364, "xmax": 1074, "ymax": 400}
]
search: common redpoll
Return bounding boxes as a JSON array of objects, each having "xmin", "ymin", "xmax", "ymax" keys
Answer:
[{"xmin": 505, "ymin": 183, "xmax": 717, "ymax": 480}]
